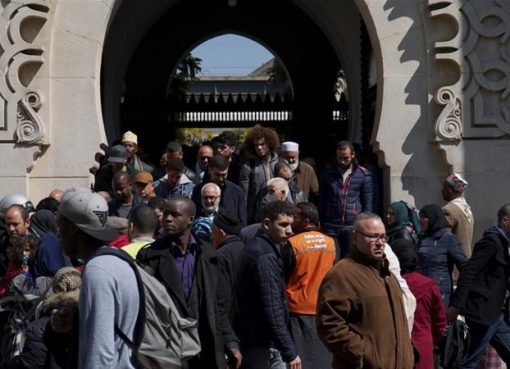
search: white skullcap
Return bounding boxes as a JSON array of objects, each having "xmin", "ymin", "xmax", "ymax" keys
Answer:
[{"xmin": 281, "ymin": 141, "xmax": 299, "ymax": 152}]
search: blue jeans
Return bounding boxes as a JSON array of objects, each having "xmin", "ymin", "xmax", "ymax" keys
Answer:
[
  {"xmin": 241, "ymin": 347, "xmax": 286, "ymax": 369},
  {"xmin": 461, "ymin": 315, "xmax": 510, "ymax": 369}
]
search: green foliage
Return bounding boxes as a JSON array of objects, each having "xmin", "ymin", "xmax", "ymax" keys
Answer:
[{"xmin": 168, "ymin": 53, "xmax": 203, "ymax": 99}]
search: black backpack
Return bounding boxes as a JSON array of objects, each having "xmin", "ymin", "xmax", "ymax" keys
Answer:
[{"xmin": 439, "ymin": 320, "xmax": 470, "ymax": 369}]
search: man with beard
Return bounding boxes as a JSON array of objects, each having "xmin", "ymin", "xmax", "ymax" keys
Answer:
[
  {"xmin": 192, "ymin": 155, "xmax": 247, "ymax": 227},
  {"xmin": 279, "ymin": 141, "xmax": 319, "ymax": 202},
  {"xmin": 319, "ymin": 140, "xmax": 373, "ymax": 258},
  {"xmin": 192, "ymin": 182, "xmax": 221, "ymax": 242},
  {"xmin": 137, "ymin": 197, "xmax": 242, "ymax": 369},
  {"xmin": 239, "ymin": 125, "xmax": 280, "ymax": 224},
  {"xmin": 234, "ymin": 200, "xmax": 302, "ymax": 369},
  {"xmin": 121, "ymin": 130, "xmax": 153, "ymax": 174}
]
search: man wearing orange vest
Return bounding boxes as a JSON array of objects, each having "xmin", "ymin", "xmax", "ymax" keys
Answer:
[{"xmin": 282, "ymin": 202, "xmax": 337, "ymax": 369}]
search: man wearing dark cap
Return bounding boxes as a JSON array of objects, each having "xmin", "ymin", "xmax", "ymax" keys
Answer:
[
  {"xmin": 57, "ymin": 187, "xmax": 139, "ymax": 369},
  {"xmin": 93, "ymin": 144, "xmax": 128, "ymax": 195},
  {"xmin": 319, "ymin": 140, "xmax": 373, "ymax": 258},
  {"xmin": 211, "ymin": 208, "xmax": 244, "ymax": 315}
]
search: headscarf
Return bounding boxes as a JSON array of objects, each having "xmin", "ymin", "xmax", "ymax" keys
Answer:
[
  {"xmin": 387, "ymin": 201, "xmax": 421, "ymax": 239},
  {"xmin": 30, "ymin": 210, "xmax": 58, "ymax": 239},
  {"xmin": 419, "ymin": 204, "xmax": 449, "ymax": 237}
]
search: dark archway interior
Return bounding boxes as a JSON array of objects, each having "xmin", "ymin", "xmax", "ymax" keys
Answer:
[{"xmin": 106, "ymin": 0, "xmax": 344, "ymax": 166}]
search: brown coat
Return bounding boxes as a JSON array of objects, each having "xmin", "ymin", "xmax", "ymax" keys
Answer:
[{"xmin": 317, "ymin": 251, "xmax": 414, "ymax": 369}]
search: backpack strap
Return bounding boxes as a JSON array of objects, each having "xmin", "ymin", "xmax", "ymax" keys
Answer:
[{"xmin": 90, "ymin": 247, "xmax": 146, "ymax": 349}]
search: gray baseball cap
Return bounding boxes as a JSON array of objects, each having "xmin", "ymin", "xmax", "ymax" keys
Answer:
[{"xmin": 59, "ymin": 187, "xmax": 118, "ymax": 242}]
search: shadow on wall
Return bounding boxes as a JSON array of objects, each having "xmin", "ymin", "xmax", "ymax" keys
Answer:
[{"xmin": 381, "ymin": 0, "xmax": 449, "ymax": 210}]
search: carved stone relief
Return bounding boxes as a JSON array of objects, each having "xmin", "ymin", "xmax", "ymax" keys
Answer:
[
  {"xmin": 429, "ymin": 0, "xmax": 510, "ymax": 140},
  {"xmin": 0, "ymin": 0, "xmax": 49, "ymax": 145}
]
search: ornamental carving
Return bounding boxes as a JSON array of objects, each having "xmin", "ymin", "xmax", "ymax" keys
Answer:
[
  {"xmin": 429, "ymin": 0, "xmax": 510, "ymax": 139},
  {"xmin": 0, "ymin": 0, "xmax": 49, "ymax": 145},
  {"xmin": 434, "ymin": 88, "xmax": 462, "ymax": 141}
]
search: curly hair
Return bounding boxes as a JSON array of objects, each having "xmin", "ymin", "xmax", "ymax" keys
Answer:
[
  {"xmin": 242, "ymin": 124, "xmax": 280, "ymax": 159},
  {"xmin": 7, "ymin": 234, "xmax": 38, "ymax": 263}
]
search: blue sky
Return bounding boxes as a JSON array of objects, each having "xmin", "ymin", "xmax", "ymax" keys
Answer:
[{"xmin": 191, "ymin": 34, "xmax": 273, "ymax": 76}]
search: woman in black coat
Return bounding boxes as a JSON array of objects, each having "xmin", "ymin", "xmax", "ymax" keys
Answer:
[{"xmin": 417, "ymin": 204, "xmax": 467, "ymax": 308}]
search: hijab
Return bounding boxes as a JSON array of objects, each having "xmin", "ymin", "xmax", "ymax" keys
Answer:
[
  {"xmin": 420, "ymin": 204, "xmax": 449, "ymax": 237},
  {"xmin": 387, "ymin": 201, "xmax": 421, "ymax": 243}
]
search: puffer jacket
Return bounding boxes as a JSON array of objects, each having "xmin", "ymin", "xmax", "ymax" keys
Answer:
[
  {"xmin": 318, "ymin": 163, "xmax": 372, "ymax": 227},
  {"xmin": 417, "ymin": 228, "xmax": 467, "ymax": 307},
  {"xmin": 234, "ymin": 233, "xmax": 297, "ymax": 362},
  {"xmin": 238, "ymin": 154, "xmax": 280, "ymax": 223}
]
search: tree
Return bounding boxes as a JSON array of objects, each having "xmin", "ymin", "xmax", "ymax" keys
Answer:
[{"xmin": 168, "ymin": 53, "xmax": 202, "ymax": 99}]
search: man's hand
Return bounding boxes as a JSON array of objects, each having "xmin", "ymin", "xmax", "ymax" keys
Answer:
[
  {"xmin": 289, "ymin": 355, "xmax": 302, "ymax": 369},
  {"xmin": 226, "ymin": 347, "xmax": 242, "ymax": 369},
  {"xmin": 447, "ymin": 306, "xmax": 459, "ymax": 322}
]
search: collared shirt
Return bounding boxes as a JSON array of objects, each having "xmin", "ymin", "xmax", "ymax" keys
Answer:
[{"xmin": 171, "ymin": 236, "xmax": 197, "ymax": 299}]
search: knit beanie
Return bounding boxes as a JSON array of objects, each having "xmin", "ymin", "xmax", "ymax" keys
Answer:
[
  {"xmin": 213, "ymin": 208, "xmax": 240, "ymax": 236},
  {"xmin": 52, "ymin": 266, "xmax": 82, "ymax": 293}
]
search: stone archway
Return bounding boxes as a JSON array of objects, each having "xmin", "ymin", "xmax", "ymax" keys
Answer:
[
  {"xmin": 101, "ymin": 0, "xmax": 348, "ymax": 168},
  {"xmin": 0, "ymin": 0, "xmax": 505, "ymax": 237}
]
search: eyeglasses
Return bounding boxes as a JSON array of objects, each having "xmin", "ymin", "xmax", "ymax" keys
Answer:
[
  {"xmin": 199, "ymin": 156, "xmax": 212, "ymax": 162},
  {"xmin": 353, "ymin": 230, "xmax": 388, "ymax": 243}
]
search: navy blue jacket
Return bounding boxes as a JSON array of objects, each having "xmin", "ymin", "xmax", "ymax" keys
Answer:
[
  {"xmin": 318, "ymin": 163, "xmax": 373, "ymax": 226},
  {"xmin": 417, "ymin": 228, "xmax": 467, "ymax": 307},
  {"xmin": 234, "ymin": 233, "xmax": 297, "ymax": 362},
  {"xmin": 191, "ymin": 180, "xmax": 247, "ymax": 227}
]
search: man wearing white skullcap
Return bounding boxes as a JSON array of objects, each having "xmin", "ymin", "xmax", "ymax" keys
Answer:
[
  {"xmin": 121, "ymin": 131, "xmax": 153, "ymax": 175},
  {"xmin": 280, "ymin": 141, "xmax": 319, "ymax": 201}
]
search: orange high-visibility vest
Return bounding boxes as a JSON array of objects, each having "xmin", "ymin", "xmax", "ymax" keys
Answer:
[{"xmin": 286, "ymin": 230, "xmax": 336, "ymax": 314}]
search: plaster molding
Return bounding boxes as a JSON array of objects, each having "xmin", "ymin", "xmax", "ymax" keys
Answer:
[
  {"xmin": 434, "ymin": 88, "xmax": 462, "ymax": 141},
  {"xmin": 430, "ymin": 0, "xmax": 510, "ymax": 140},
  {"xmin": 16, "ymin": 91, "xmax": 47, "ymax": 145},
  {"xmin": 0, "ymin": 0, "xmax": 49, "ymax": 145}
]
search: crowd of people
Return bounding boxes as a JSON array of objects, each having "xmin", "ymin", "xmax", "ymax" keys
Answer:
[{"xmin": 0, "ymin": 123, "xmax": 508, "ymax": 369}]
